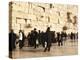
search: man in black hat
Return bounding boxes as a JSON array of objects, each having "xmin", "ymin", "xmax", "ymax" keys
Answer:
[
  {"xmin": 18, "ymin": 30, "xmax": 25, "ymax": 49},
  {"xmin": 32, "ymin": 28, "xmax": 38, "ymax": 48},
  {"xmin": 44, "ymin": 27, "xmax": 52, "ymax": 52},
  {"xmin": 9, "ymin": 29, "xmax": 17, "ymax": 58},
  {"xmin": 57, "ymin": 32, "xmax": 63, "ymax": 46}
]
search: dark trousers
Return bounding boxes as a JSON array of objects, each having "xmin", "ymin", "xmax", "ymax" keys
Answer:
[
  {"xmin": 44, "ymin": 44, "xmax": 51, "ymax": 52},
  {"xmin": 19, "ymin": 40, "xmax": 23, "ymax": 49},
  {"xmin": 58, "ymin": 41, "xmax": 63, "ymax": 46},
  {"xmin": 34, "ymin": 42, "xmax": 36, "ymax": 48}
]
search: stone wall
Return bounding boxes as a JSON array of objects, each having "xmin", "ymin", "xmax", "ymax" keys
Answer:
[{"xmin": 9, "ymin": 2, "xmax": 78, "ymax": 36}]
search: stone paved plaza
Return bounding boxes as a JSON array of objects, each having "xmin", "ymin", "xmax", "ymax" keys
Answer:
[{"xmin": 12, "ymin": 39, "xmax": 78, "ymax": 59}]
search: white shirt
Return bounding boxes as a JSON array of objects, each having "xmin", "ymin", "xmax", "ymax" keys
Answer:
[
  {"xmin": 19, "ymin": 32, "xmax": 23, "ymax": 40},
  {"xmin": 36, "ymin": 39, "xmax": 39, "ymax": 45},
  {"xmin": 45, "ymin": 42, "xmax": 47, "ymax": 47}
]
